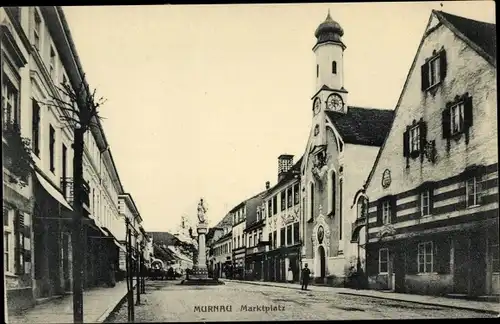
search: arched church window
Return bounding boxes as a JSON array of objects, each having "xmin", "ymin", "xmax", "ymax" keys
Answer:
[
  {"xmin": 316, "ymin": 64, "xmax": 319, "ymax": 78},
  {"xmin": 331, "ymin": 171, "xmax": 336, "ymax": 216},
  {"xmin": 332, "ymin": 61, "xmax": 337, "ymax": 74},
  {"xmin": 310, "ymin": 182, "xmax": 315, "ymax": 220}
]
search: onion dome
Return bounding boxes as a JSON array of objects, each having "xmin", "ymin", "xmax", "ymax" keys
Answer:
[{"xmin": 314, "ymin": 10, "xmax": 344, "ymax": 45}]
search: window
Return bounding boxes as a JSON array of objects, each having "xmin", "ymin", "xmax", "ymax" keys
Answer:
[
  {"xmin": 249, "ymin": 235, "xmax": 253, "ymax": 247},
  {"xmin": 339, "ymin": 179, "xmax": 343, "ymax": 240},
  {"xmin": 280, "ymin": 228, "xmax": 285, "ymax": 247},
  {"xmin": 32, "ymin": 100, "xmax": 40, "ymax": 156},
  {"xmin": 489, "ymin": 237, "xmax": 499, "ymax": 273},
  {"xmin": 272, "ymin": 196, "xmax": 277, "ymax": 215},
  {"xmin": 62, "ymin": 144, "xmax": 67, "ymax": 195},
  {"xmin": 331, "ymin": 172, "xmax": 336, "ymax": 215},
  {"xmin": 293, "ymin": 222, "xmax": 299, "ymax": 244},
  {"xmin": 286, "ymin": 225, "xmax": 292, "ymax": 246},
  {"xmin": 237, "ymin": 236, "xmax": 240, "ymax": 248},
  {"xmin": 2, "ymin": 76, "xmax": 20, "ymax": 129},
  {"xmin": 314, "ymin": 124, "xmax": 319, "ymax": 136},
  {"xmin": 466, "ymin": 176, "xmax": 480, "ymax": 207},
  {"xmin": 379, "ymin": 248, "xmax": 389, "ymax": 273},
  {"xmin": 34, "ymin": 10, "xmax": 41, "ymax": 49},
  {"xmin": 267, "ymin": 200, "xmax": 272, "ymax": 218},
  {"xmin": 382, "ymin": 200, "xmax": 391, "ymax": 225},
  {"xmin": 332, "ymin": 61, "xmax": 337, "ymax": 74},
  {"xmin": 450, "ymin": 102, "xmax": 464, "ymax": 135},
  {"xmin": 233, "ymin": 237, "xmax": 236, "ymax": 248},
  {"xmin": 258, "ymin": 230, "xmax": 262, "ymax": 243},
  {"xmin": 418, "ymin": 241, "xmax": 433, "ymax": 273},
  {"xmin": 410, "ymin": 125, "xmax": 420, "ymax": 153},
  {"xmin": 4, "ymin": 208, "xmax": 13, "ymax": 273},
  {"xmin": 49, "ymin": 125, "xmax": 56, "ymax": 172},
  {"xmin": 428, "ymin": 57, "xmax": 440, "ymax": 87},
  {"xmin": 421, "ymin": 50, "xmax": 446, "ymax": 91},
  {"xmin": 287, "ymin": 187, "xmax": 292, "ymax": 208},
  {"xmin": 50, "ymin": 47, "xmax": 56, "ymax": 79},
  {"xmin": 293, "ymin": 183, "xmax": 300, "ymax": 205},
  {"xmin": 253, "ymin": 232, "xmax": 257, "ymax": 245},
  {"xmin": 256, "ymin": 207, "xmax": 261, "ymax": 221},
  {"xmin": 268, "ymin": 233, "xmax": 272, "ymax": 248},
  {"xmin": 421, "ymin": 190, "xmax": 431, "ymax": 216},
  {"xmin": 316, "ymin": 64, "xmax": 319, "ymax": 78},
  {"xmin": 310, "ymin": 183, "xmax": 315, "ymax": 220},
  {"xmin": 273, "ymin": 231, "xmax": 277, "ymax": 249},
  {"xmin": 281, "ymin": 191, "xmax": 286, "ymax": 211}
]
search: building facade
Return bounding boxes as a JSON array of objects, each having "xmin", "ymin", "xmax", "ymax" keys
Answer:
[
  {"xmin": 211, "ymin": 229, "xmax": 232, "ymax": 278},
  {"xmin": 301, "ymin": 12, "xmax": 394, "ymax": 286},
  {"xmin": 355, "ymin": 10, "xmax": 498, "ymax": 297},
  {"xmin": 263, "ymin": 156, "xmax": 302, "ymax": 282},
  {"xmin": 243, "ymin": 190, "xmax": 267, "ymax": 281},
  {"xmin": 231, "ymin": 202, "xmax": 247, "ymax": 279}
]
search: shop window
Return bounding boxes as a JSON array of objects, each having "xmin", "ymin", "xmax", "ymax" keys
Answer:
[
  {"xmin": 280, "ymin": 228, "xmax": 285, "ymax": 247},
  {"xmin": 286, "ymin": 225, "xmax": 292, "ymax": 246}
]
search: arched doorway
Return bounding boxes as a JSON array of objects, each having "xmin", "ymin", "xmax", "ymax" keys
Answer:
[{"xmin": 318, "ymin": 245, "xmax": 326, "ymax": 278}]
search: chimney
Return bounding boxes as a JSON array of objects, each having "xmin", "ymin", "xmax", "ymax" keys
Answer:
[
  {"xmin": 265, "ymin": 181, "xmax": 270, "ymax": 190},
  {"xmin": 278, "ymin": 154, "xmax": 294, "ymax": 182}
]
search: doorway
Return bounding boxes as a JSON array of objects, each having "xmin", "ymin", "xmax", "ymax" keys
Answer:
[
  {"xmin": 318, "ymin": 245, "xmax": 326, "ymax": 278},
  {"xmin": 393, "ymin": 249, "xmax": 405, "ymax": 293}
]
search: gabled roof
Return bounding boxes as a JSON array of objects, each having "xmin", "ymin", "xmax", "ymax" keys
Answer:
[
  {"xmin": 434, "ymin": 10, "xmax": 496, "ymax": 66},
  {"xmin": 325, "ymin": 107, "xmax": 394, "ymax": 147}
]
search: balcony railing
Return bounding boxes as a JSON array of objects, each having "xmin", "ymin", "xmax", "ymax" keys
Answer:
[{"xmin": 61, "ymin": 177, "xmax": 90, "ymax": 208}]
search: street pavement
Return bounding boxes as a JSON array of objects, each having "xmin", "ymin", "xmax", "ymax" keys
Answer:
[{"xmin": 105, "ymin": 280, "xmax": 496, "ymax": 322}]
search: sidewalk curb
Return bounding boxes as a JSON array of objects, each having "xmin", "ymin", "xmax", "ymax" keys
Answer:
[
  {"xmin": 224, "ymin": 279, "xmax": 500, "ymax": 316},
  {"xmin": 97, "ymin": 283, "xmax": 137, "ymax": 323}
]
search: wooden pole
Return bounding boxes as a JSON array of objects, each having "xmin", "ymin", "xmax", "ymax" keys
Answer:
[
  {"xmin": 71, "ymin": 128, "xmax": 85, "ymax": 323},
  {"xmin": 136, "ymin": 236, "xmax": 141, "ymax": 305},
  {"xmin": 127, "ymin": 227, "xmax": 134, "ymax": 321}
]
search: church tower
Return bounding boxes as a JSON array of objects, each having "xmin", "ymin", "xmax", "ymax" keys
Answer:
[
  {"xmin": 310, "ymin": 11, "xmax": 348, "ymax": 151},
  {"xmin": 312, "ymin": 10, "xmax": 348, "ymax": 116}
]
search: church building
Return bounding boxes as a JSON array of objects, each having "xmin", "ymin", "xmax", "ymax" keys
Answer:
[{"xmin": 300, "ymin": 12, "xmax": 394, "ymax": 285}]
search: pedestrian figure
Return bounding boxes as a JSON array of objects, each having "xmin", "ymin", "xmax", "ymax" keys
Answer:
[
  {"xmin": 301, "ymin": 263, "xmax": 311, "ymax": 290},
  {"xmin": 287, "ymin": 266, "xmax": 294, "ymax": 283}
]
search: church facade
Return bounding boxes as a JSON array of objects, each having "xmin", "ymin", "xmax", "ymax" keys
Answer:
[{"xmin": 300, "ymin": 12, "xmax": 394, "ymax": 285}]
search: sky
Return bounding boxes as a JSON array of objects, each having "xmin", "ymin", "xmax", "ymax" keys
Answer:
[{"xmin": 62, "ymin": 1, "xmax": 495, "ymax": 233}]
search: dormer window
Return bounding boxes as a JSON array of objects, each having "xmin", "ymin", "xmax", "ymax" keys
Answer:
[
  {"xmin": 332, "ymin": 61, "xmax": 337, "ymax": 74},
  {"xmin": 421, "ymin": 49, "xmax": 447, "ymax": 91}
]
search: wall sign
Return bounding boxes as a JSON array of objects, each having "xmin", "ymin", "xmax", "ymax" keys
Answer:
[{"xmin": 382, "ymin": 169, "xmax": 391, "ymax": 188}]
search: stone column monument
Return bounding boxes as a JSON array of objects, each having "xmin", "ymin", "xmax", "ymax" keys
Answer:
[{"xmin": 190, "ymin": 198, "xmax": 209, "ymax": 279}]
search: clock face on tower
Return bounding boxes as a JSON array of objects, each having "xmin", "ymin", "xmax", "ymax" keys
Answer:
[
  {"xmin": 313, "ymin": 98, "xmax": 321, "ymax": 115},
  {"xmin": 327, "ymin": 94, "xmax": 344, "ymax": 111}
]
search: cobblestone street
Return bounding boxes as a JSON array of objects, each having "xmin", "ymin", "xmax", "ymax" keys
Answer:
[{"xmin": 105, "ymin": 280, "xmax": 495, "ymax": 322}]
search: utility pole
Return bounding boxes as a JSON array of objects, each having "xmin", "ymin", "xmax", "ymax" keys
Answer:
[
  {"xmin": 127, "ymin": 225, "xmax": 134, "ymax": 321},
  {"xmin": 136, "ymin": 234, "xmax": 141, "ymax": 305}
]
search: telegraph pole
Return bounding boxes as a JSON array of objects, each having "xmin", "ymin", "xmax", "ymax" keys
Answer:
[
  {"xmin": 136, "ymin": 234, "xmax": 141, "ymax": 305},
  {"xmin": 127, "ymin": 225, "xmax": 134, "ymax": 321}
]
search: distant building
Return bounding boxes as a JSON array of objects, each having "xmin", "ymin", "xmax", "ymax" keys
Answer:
[{"xmin": 262, "ymin": 156, "xmax": 302, "ymax": 282}]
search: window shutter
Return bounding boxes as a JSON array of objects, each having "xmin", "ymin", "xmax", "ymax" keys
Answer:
[
  {"xmin": 419, "ymin": 120, "xmax": 427, "ymax": 159},
  {"xmin": 403, "ymin": 128, "xmax": 410, "ymax": 157},
  {"xmin": 14, "ymin": 210, "xmax": 21, "ymax": 274},
  {"xmin": 376, "ymin": 201, "xmax": 383, "ymax": 226},
  {"xmin": 464, "ymin": 95, "xmax": 473, "ymax": 129},
  {"xmin": 439, "ymin": 49, "xmax": 447, "ymax": 81},
  {"xmin": 421, "ymin": 63, "xmax": 429, "ymax": 90},
  {"xmin": 390, "ymin": 197, "xmax": 397, "ymax": 224},
  {"xmin": 476, "ymin": 176, "xmax": 484, "ymax": 205},
  {"xmin": 416, "ymin": 191, "xmax": 422, "ymax": 218},
  {"xmin": 442, "ymin": 108, "xmax": 451, "ymax": 139},
  {"xmin": 436, "ymin": 239, "xmax": 450, "ymax": 274},
  {"xmin": 407, "ymin": 242, "xmax": 418, "ymax": 274}
]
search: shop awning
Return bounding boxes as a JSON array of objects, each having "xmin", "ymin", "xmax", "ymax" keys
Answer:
[{"xmin": 35, "ymin": 171, "xmax": 73, "ymax": 211}]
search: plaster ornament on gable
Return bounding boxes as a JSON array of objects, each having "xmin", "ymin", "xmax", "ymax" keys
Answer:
[
  {"xmin": 376, "ymin": 224, "xmax": 396, "ymax": 241},
  {"xmin": 293, "ymin": 207, "xmax": 300, "ymax": 222}
]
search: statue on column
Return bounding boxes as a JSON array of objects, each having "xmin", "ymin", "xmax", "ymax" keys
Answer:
[{"xmin": 197, "ymin": 198, "xmax": 207, "ymax": 224}]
